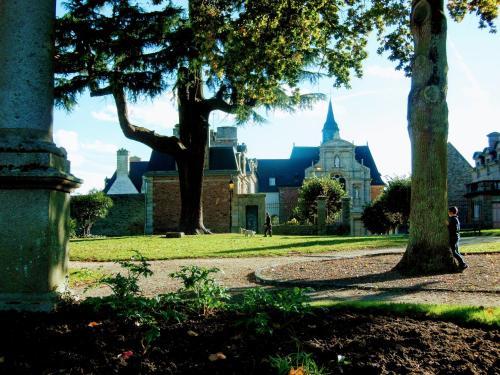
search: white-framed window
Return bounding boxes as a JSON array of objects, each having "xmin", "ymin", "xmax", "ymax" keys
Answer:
[{"xmin": 269, "ymin": 177, "xmax": 276, "ymax": 186}]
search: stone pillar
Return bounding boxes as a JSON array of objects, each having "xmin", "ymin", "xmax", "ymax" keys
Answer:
[
  {"xmin": 0, "ymin": 1, "xmax": 81, "ymax": 310},
  {"xmin": 317, "ymin": 195, "xmax": 327, "ymax": 235},
  {"xmin": 341, "ymin": 197, "xmax": 351, "ymax": 235}
]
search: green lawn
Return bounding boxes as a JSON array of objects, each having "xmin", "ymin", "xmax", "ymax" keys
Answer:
[
  {"xmin": 69, "ymin": 233, "xmax": 499, "ymax": 262},
  {"xmin": 70, "ymin": 234, "xmax": 408, "ymax": 261}
]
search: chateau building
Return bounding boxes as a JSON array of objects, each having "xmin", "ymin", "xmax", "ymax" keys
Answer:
[
  {"xmin": 257, "ymin": 101, "xmax": 385, "ymax": 235},
  {"xmin": 104, "ymin": 127, "xmax": 260, "ymax": 234},
  {"xmin": 466, "ymin": 132, "xmax": 500, "ymax": 228}
]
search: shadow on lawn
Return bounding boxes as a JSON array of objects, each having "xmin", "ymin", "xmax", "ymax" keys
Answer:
[{"xmin": 218, "ymin": 237, "xmax": 407, "ymax": 254}]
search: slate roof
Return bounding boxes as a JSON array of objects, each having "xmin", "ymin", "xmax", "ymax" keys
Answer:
[
  {"xmin": 257, "ymin": 145, "xmax": 384, "ymax": 193},
  {"xmin": 257, "ymin": 158, "xmax": 314, "ymax": 192},
  {"xmin": 103, "ymin": 160, "xmax": 149, "ymax": 194},
  {"xmin": 104, "ymin": 147, "xmax": 239, "ymax": 193}
]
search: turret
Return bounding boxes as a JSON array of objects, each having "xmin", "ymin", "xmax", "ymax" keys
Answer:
[{"xmin": 322, "ymin": 100, "xmax": 340, "ymax": 144}]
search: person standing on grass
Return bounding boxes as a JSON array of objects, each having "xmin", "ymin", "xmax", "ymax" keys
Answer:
[
  {"xmin": 448, "ymin": 206, "xmax": 468, "ymax": 270},
  {"xmin": 264, "ymin": 212, "xmax": 272, "ymax": 237}
]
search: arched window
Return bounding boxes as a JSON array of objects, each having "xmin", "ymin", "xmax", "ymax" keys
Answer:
[{"xmin": 332, "ymin": 174, "xmax": 346, "ymax": 190}]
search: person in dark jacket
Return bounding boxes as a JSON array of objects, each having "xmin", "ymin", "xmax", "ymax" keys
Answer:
[
  {"xmin": 448, "ymin": 206, "xmax": 468, "ymax": 270},
  {"xmin": 264, "ymin": 212, "xmax": 272, "ymax": 237}
]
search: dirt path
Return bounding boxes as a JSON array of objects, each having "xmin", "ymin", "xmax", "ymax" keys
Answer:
[{"xmin": 70, "ymin": 236, "xmax": 500, "ymax": 307}]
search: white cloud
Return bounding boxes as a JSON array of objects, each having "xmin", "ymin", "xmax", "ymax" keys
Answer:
[
  {"xmin": 90, "ymin": 95, "xmax": 179, "ymax": 134},
  {"xmin": 54, "ymin": 129, "xmax": 85, "ymax": 167},
  {"xmin": 366, "ymin": 65, "xmax": 405, "ymax": 80},
  {"xmin": 82, "ymin": 140, "xmax": 118, "ymax": 154},
  {"xmin": 91, "ymin": 105, "xmax": 117, "ymax": 122}
]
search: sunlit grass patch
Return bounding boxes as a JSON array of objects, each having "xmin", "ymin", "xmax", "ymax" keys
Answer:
[
  {"xmin": 69, "ymin": 267, "xmax": 107, "ymax": 288},
  {"xmin": 311, "ymin": 300, "xmax": 500, "ymax": 327},
  {"xmin": 69, "ymin": 234, "xmax": 409, "ymax": 261}
]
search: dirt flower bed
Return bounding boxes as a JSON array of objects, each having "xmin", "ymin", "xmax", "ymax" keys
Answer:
[
  {"xmin": 0, "ymin": 305, "xmax": 498, "ymax": 374},
  {"xmin": 257, "ymin": 253, "xmax": 500, "ymax": 293}
]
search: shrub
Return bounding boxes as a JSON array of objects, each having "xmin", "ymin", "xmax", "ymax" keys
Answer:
[{"xmin": 70, "ymin": 190, "xmax": 113, "ymax": 237}]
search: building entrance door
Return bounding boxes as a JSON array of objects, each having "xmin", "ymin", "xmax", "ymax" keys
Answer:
[
  {"xmin": 246, "ymin": 205, "xmax": 258, "ymax": 233},
  {"xmin": 492, "ymin": 203, "xmax": 500, "ymax": 229}
]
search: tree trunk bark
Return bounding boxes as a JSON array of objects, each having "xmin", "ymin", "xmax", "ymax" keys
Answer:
[
  {"xmin": 176, "ymin": 67, "xmax": 211, "ymax": 234},
  {"xmin": 396, "ymin": 0, "xmax": 457, "ymax": 275}
]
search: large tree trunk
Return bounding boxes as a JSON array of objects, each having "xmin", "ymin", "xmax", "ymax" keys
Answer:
[
  {"xmin": 176, "ymin": 67, "xmax": 211, "ymax": 234},
  {"xmin": 396, "ymin": 0, "xmax": 457, "ymax": 275}
]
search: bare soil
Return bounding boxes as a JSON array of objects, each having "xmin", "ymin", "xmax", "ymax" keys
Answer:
[{"xmin": 0, "ymin": 305, "xmax": 498, "ymax": 374}]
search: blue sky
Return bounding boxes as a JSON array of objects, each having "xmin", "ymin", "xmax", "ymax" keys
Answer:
[{"xmin": 53, "ymin": 3, "xmax": 500, "ymax": 193}]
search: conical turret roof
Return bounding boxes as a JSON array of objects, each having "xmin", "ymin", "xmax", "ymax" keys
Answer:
[{"xmin": 322, "ymin": 100, "xmax": 339, "ymax": 143}]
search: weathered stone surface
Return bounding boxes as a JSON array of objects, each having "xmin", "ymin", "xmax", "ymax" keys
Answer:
[{"xmin": 0, "ymin": 1, "xmax": 80, "ymax": 310}]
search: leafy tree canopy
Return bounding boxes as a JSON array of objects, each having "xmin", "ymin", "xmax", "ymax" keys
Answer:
[
  {"xmin": 56, "ymin": 0, "xmax": 498, "ymax": 121},
  {"xmin": 71, "ymin": 189, "xmax": 114, "ymax": 236},
  {"xmin": 294, "ymin": 176, "xmax": 346, "ymax": 224},
  {"xmin": 361, "ymin": 176, "xmax": 411, "ymax": 234}
]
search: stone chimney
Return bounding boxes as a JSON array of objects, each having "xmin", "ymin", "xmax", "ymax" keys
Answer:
[
  {"xmin": 213, "ymin": 126, "xmax": 237, "ymax": 147},
  {"xmin": 487, "ymin": 132, "xmax": 500, "ymax": 149},
  {"xmin": 117, "ymin": 148, "xmax": 130, "ymax": 176}
]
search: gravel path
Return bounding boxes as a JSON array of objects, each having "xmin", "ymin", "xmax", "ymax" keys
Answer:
[{"xmin": 70, "ymin": 236, "xmax": 500, "ymax": 307}]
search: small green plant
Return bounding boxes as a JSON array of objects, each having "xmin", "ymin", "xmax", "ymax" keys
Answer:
[
  {"xmin": 98, "ymin": 251, "xmax": 153, "ymax": 299},
  {"xmin": 170, "ymin": 266, "xmax": 230, "ymax": 314},
  {"xmin": 286, "ymin": 218, "xmax": 300, "ymax": 225},
  {"xmin": 270, "ymin": 351, "xmax": 327, "ymax": 375},
  {"xmin": 233, "ymin": 287, "xmax": 312, "ymax": 335},
  {"xmin": 85, "ymin": 251, "xmax": 186, "ymax": 350}
]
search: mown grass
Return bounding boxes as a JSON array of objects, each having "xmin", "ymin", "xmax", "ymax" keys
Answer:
[
  {"xmin": 462, "ymin": 228, "xmax": 500, "ymax": 237},
  {"xmin": 69, "ymin": 233, "xmax": 499, "ymax": 262},
  {"xmin": 69, "ymin": 234, "xmax": 409, "ymax": 261},
  {"xmin": 311, "ymin": 300, "xmax": 500, "ymax": 327}
]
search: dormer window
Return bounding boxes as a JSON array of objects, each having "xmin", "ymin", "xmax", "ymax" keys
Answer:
[{"xmin": 269, "ymin": 177, "xmax": 276, "ymax": 186}]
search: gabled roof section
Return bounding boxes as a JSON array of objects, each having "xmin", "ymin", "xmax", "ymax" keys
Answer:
[
  {"xmin": 103, "ymin": 160, "xmax": 149, "ymax": 193},
  {"xmin": 354, "ymin": 146, "xmax": 385, "ymax": 185}
]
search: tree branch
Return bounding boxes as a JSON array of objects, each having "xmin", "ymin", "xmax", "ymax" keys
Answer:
[
  {"xmin": 90, "ymin": 86, "xmax": 113, "ymax": 97},
  {"xmin": 111, "ymin": 84, "xmax": 186, "ymax": 157}
]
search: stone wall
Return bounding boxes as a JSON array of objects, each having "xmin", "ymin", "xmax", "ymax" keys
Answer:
[{"xmin": 93, "ymin": 194, "xmax": 145, "ymax": 236}]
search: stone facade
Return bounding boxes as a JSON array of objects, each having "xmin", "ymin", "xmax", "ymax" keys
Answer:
[
  {"xmin": 447, "ymin": 143, "xmax": 473, "ymax": 225},
  {"xmin": 93, "ymin": 194, "xmax": 145, "ymax": 236},
  {"xmin": 233, "ymin": 193, "xmax": 266, "ymax": 233},
  {"xmin": 466, "ymin": 132, "xmax": 500, "ymax": 228}
]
